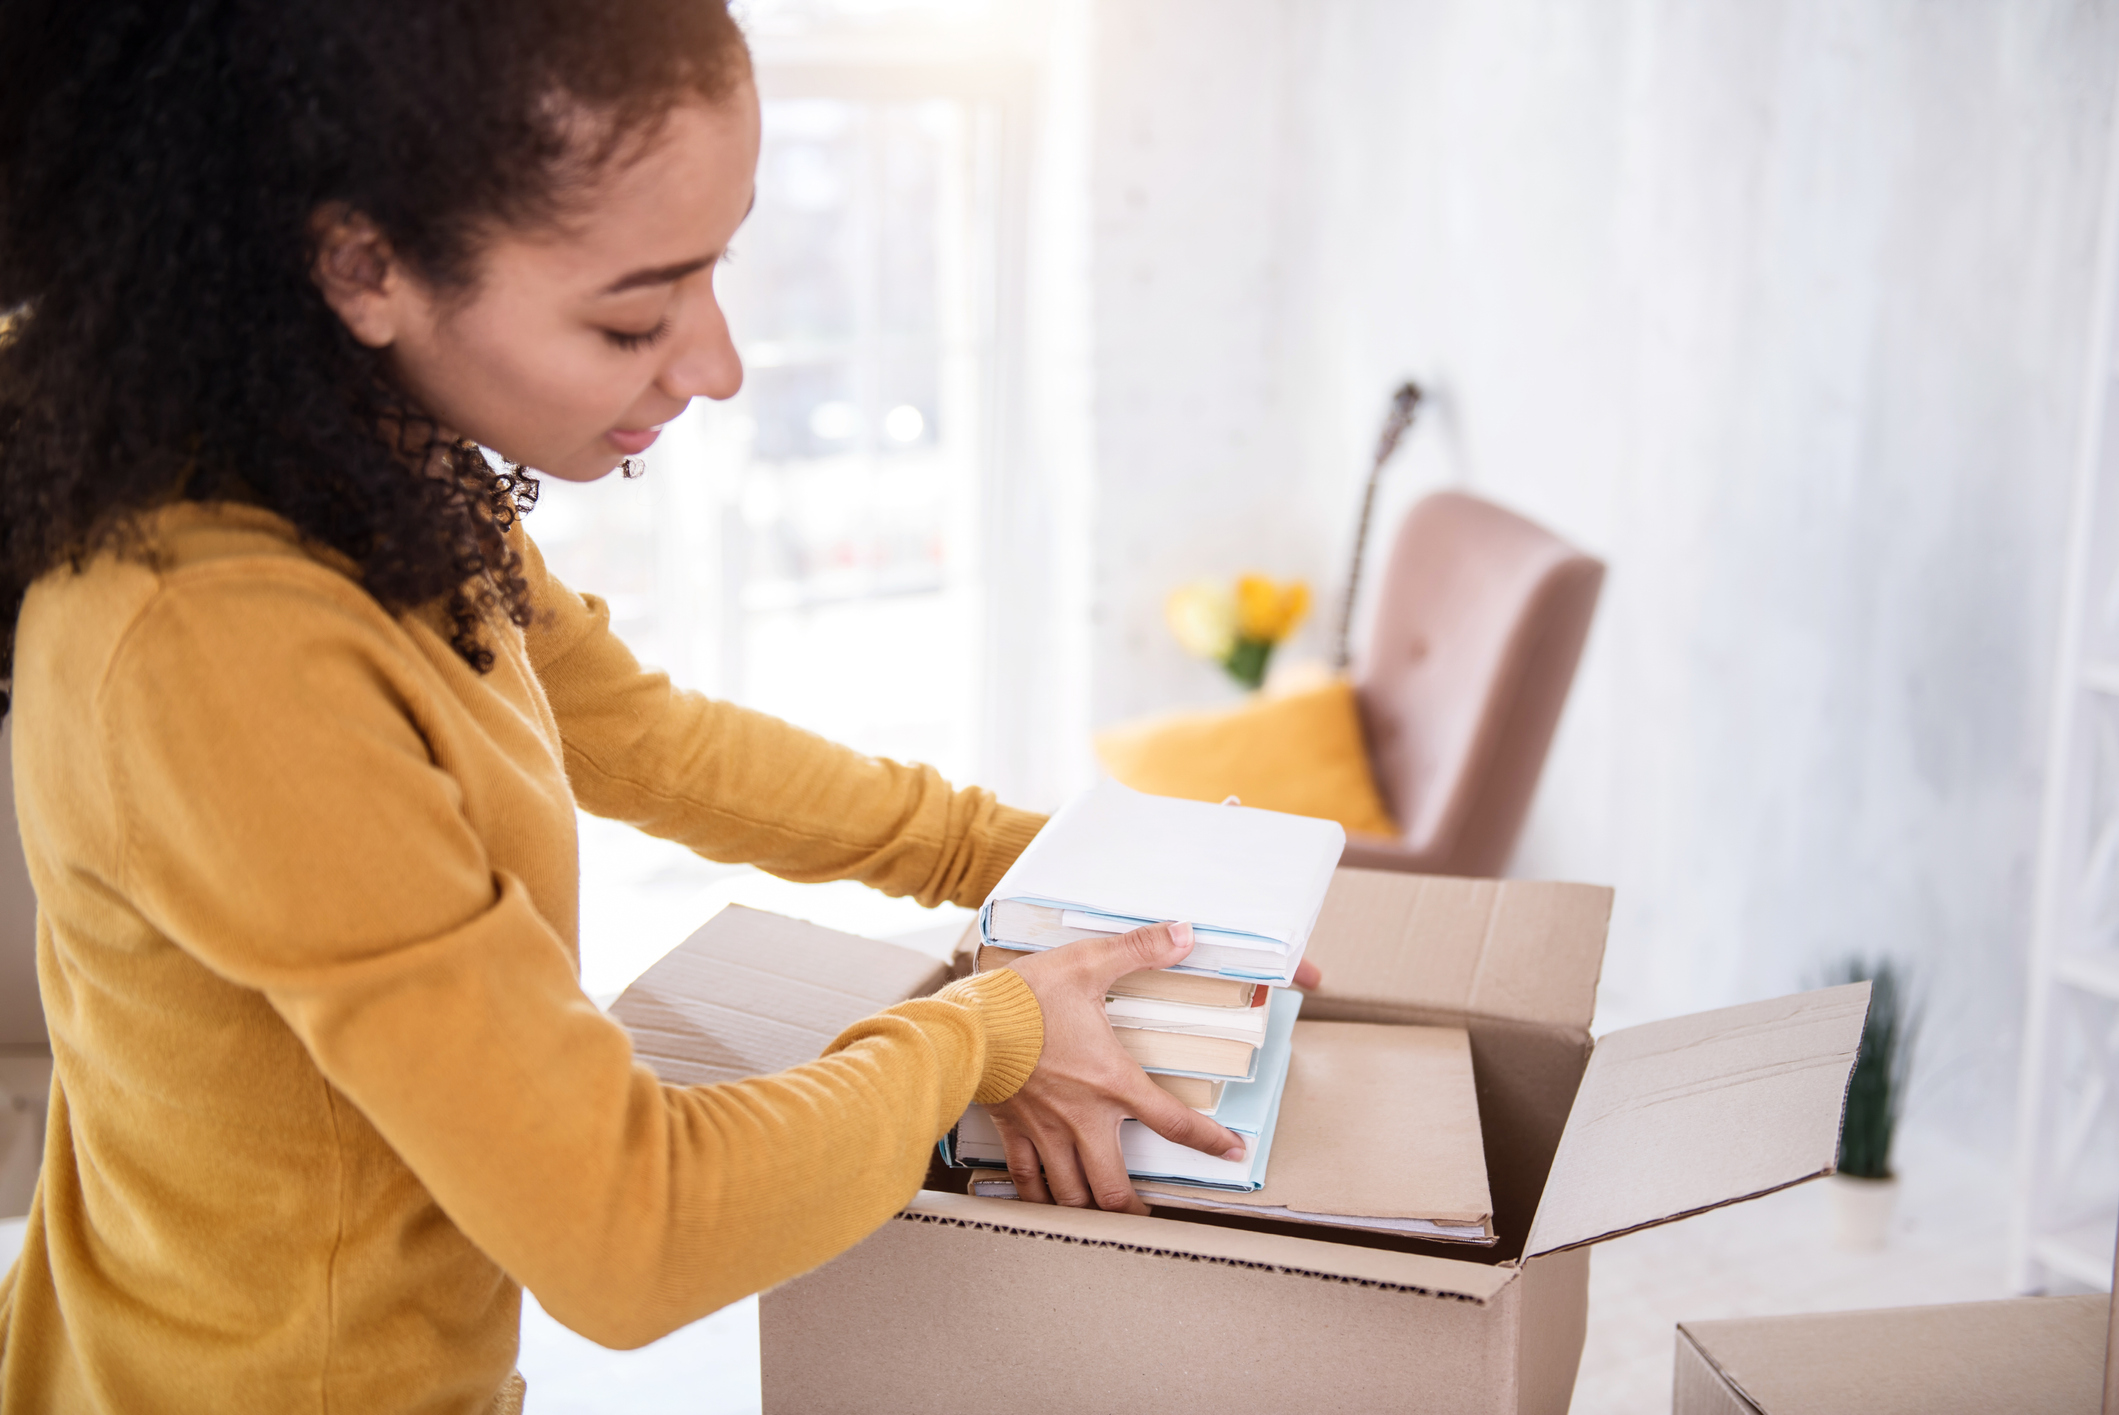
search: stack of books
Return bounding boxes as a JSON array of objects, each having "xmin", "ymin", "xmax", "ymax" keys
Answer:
[
  {"xmin": 948, "ymin": 781, "xmax": 1500, "ymax": 1245},
  {"xmin": 952, "ymin": 983, "xmax": 1301, "ymax": 1191},
  {"xmin": 977, "ymin": 942, "xmax": 1271, "ymax": 1097},
  {"xmin": 948, "ymin": 781, "xmax": 1343, "ymax": 1192}
]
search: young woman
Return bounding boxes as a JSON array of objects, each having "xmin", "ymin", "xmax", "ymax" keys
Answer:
[{"xmin": 0, "ymin": 4, "xmax": 1311, "ymax": 1410}]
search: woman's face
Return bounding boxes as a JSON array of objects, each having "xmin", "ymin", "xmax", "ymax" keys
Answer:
[{"xmin": 316, "ymin": 90, "xmax": 761, "ymax": 483}]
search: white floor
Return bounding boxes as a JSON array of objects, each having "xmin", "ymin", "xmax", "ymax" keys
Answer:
[{"xmin": 1571, "ymin": 1122, "xmax": 2026, "ymax": 1413}]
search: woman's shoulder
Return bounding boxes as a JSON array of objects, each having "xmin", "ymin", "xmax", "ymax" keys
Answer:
[
  {"xmin": 48, "ymin": 496, "xmax": 376, "ymax": 591},
  {"xmin": 16, "ymin": 501, "xmax": 410, "ymax": 695}
]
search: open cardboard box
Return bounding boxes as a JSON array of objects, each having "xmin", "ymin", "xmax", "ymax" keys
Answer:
[
  {"xmin": 1674, "ymin": 1295, "xmax": 2113, "ymax": 1414},
  {"xmin": 1673, "ymin": 1202, "xmax": 2119, "ymax": 1414},
  {"xmin": 613, "ymin": 869, "xmax": 1868, "ymax": 1415}
]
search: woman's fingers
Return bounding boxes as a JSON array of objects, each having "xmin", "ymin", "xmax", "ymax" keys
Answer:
[
  {"xmin": 996, "ymin": 1123, "xmax": 1050, "ymax": 1204},
  {"xmin": 1127, "ymin": 1076, "xmax": 1245, "ymax": 1160},
  {"xmin": 1032, "ymin": 1126, "xmax": 1095, "ymax": 1208},
  {"xmin": 1293, "ymin": 957, "xmax": 1323, "ymax": 990},
  {"xmin": 1075, "ymin": 1117, "xmax": 1151, "ymax": 1216},
  {"xmin": 1078, "ymin": 920, "xmax": 1199, "ymax": 991},
  {"xmin": 997, "ymin": 1108, "xmax": 1154, "ymax": 1214}
]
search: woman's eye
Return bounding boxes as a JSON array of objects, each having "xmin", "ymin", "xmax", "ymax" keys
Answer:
[{"xmin": 602, "ymin": 318, "xmax": 672, "ymax": 353}]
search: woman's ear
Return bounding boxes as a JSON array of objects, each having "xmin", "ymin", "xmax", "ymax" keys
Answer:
[{"xmin": 310, "ymin": 204, "xmax": 403, "ymax": 349}]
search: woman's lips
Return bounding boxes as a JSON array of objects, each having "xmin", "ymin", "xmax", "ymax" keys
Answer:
[{"xmin": 607, "ymin": 426, "xmax": 661, "ymax": 456}]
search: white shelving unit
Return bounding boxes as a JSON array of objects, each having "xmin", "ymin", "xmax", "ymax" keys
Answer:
[{"xmin": 2009, "ymin": 70, "xmax": 2119, "ymax": 1296}]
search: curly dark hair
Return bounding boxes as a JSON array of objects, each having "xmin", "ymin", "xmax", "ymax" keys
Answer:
[{"xmin": 0, "ymin": 0, "xmax": 751, "ymax": 714}]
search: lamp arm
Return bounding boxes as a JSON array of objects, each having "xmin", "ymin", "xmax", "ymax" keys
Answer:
[{"xmin": 1331, "ymin": 381, "xmax": 1424, "ymax": 672}]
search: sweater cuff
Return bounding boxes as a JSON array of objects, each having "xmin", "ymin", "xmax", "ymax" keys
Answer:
[
  {"xmin": 962, "ymin": 806, "xmax": 1047, "ymax": 906},
  {"xmin": 943, "ymin": 968, "xmax": 1044, "ymax": 1105}
]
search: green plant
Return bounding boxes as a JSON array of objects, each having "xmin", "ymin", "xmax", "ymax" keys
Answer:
[{"xmin": 1821, "ymin": 958, "xmax": 1918, "ymax": 1180}]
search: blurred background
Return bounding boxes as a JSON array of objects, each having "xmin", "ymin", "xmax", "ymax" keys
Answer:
[
  {"xmin": 7, "ymin": 0, "xmax": 2119, "ymax": 1409},
  {"xmin": 528, "ymin": 0, "xmax": 2101, "ymax": 1161}
]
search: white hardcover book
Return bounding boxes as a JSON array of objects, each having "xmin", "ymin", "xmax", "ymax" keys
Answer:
[
  {"xmin": 986, "ymin": 900, "xmax": 1297, "ymax": 979},
  {"xmin": 980, "ymin": 781, "xmax": 1345, "ymax": 986}
]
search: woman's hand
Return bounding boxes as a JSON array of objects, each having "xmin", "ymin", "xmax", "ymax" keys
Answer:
[{"xmin": 984, "ymin": 922, "xmax": 1249, "ymax": 1215}]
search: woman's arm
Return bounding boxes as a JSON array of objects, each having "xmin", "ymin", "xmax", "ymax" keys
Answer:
[
  {"xmin": 94, "ymin": 567, "xmax": 1044, "ymax": 1347},
  {"xmin": 517, "ymin": 529, "xmax": 1042, "ymax": 908},
  {"xmin": 510, "ymin": 533, "xmax": 1264, "ymax": 1211}
]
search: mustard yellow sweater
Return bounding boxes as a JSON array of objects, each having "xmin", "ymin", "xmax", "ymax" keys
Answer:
[{"xmin": 0, "ymin": 502, "xmax": 1046, "ymax": 1414}]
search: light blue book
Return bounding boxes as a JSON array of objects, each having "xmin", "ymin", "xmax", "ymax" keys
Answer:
[{"xmin": 950, "ymin": 988, "xmax": 1301, "ymax": 1192}]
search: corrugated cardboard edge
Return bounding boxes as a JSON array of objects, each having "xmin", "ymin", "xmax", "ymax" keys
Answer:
[
  {"xmin": 1674, "ymin": 1326, "xmax": 1763, "ymax": 1415},
  {"xmin": 901, "ymin": 1190, "xmax": 1514, "ymax": 1304}
]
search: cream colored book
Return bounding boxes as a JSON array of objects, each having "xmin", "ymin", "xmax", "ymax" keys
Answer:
[
  {"xmin": 964, "ymin": 1075, "xmax": 1221, "ymax": 1117},
  {"xmin": 1114, "ymin": 1028, "xmax": 1257, "ymax": 1080},
  {"xmin": 1105, "ymin": 993, "xmax": 1271, "ymax": 1043},
  {"xmin": 1147, "ymin": 1072, "xmax": 1225, "ymax": 1113},
  {"xmin": 976, "ymin": 943, "xmax": 1266, "ymax": 1081}
]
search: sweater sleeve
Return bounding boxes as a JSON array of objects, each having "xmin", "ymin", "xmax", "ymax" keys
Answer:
[
  {"xmin": 517, "ymin": 529, "xmax": 1044, "ymax": 909},
  {"xmin": 95, "ymin": 569, "xmax": 1045, "ymax": 1349}
]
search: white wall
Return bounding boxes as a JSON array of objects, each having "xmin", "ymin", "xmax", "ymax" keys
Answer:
[
  {"xmin": 1085, "ymin": 0, "xmax": 1328, "ymax": 727},
  {"xmin": 1079, "ymin": 0, "xmax": 2118, "ymax": 1149}
]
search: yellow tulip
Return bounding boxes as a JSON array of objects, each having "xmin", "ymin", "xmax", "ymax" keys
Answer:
[
  {"xmin": 1281, "ymin": 581, "xmax": 1312, "ymax": 639},
  {"xmin": 1166, "ymin": 579, "xmax": 1238, "ymax": 661},
  {"xmin": 1237, "ymin": 574, "xmax": 1310, "ymax": 644}
]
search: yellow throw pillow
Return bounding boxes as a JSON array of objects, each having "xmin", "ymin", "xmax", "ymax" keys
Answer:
[{"xmin": 1093, "ymin": 677, "xmax": 1400, "ymax": 839}]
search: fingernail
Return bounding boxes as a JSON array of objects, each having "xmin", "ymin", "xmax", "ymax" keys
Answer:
[
  {"xmin": 1169, "ymin": 921, "xmax": 1194, "ymax": 948},
  {"xmin": 1222, "ymin": 1144, "xmax": 1247, "ymax": 1162}
]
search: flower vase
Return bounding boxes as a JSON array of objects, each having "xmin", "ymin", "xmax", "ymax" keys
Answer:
[{"xmin": 1828, "ymin": 1173, "xmax": 1899, "ymax": 1251}]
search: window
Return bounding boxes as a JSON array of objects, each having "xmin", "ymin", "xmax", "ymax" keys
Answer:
[{"xmin": 530, "ymin": 37, "xmax": 1033, "ymax": 998}]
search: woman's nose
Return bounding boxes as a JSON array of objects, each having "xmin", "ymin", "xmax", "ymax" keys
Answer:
[{"xmin": 662, "ymin": 299, "xmax": 744, "ymax": 403}]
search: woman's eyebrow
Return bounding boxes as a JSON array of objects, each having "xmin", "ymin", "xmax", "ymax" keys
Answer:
[
  {"xmin": 600, "ymin": 192, "xmax": 756, "ymax": 296},
  {"xmin": 600, "ymin": 254, "xmax": 716, "ymax": 295}
]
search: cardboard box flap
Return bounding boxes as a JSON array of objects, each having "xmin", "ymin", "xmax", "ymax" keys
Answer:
[
  {"xmin": 903, "ymin": 1190, "xmax": 1515, "ymax": 1303},
  {"xmin": 1524, "ymin": 982, "xmax": 1870, "ymax": 1258},
  {"xmin": 610, "ymin": 905, "xmax": 951, "ymax": 1087},
  {"xmin": 1303, "ymin": 870, "xmax": 1611, "ymax": 1031}
]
